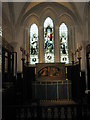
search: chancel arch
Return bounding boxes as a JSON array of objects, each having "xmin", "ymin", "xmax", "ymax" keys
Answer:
[{"xmin": 23, "ymin": 4, "xmax": 81, "ymax": 65}]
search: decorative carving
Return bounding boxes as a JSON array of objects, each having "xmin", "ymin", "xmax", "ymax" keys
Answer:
[
  {"xmin": 76, "ymin": 46, "xmax": 82, "ymax": 59},
  {"xmin": 36, "ymin": 63, "xmax": 66, "ymax": 81}
]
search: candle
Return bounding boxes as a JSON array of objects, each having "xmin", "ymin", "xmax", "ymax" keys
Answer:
[
  {"xmin": 66, "ymin": 67, "xmax": 67, "ymax": 74},
  {"xmin": 28, "ymin": 53, "xmax": 30, "ymax": 63},
  {"xmin": 78, "ymin": 50, "xmax": 80, "ymax": 58},
  {"xmin": 77, "ymin": 43, "xmax": 79, "ymax": 50},
  {"xmin": 78, "ymin": 46, "xmax": 82, "ymax": 58},
  {"xmin": 72, "ymin": 52, "xmax": 74, "ymax": 61},
  {"xmin": 35, "ymin": 68, "xmax": 36, "ymax": 75}
]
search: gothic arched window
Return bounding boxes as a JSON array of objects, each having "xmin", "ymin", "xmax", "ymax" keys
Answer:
[
  {"xmin": 59, "ymin": 23, "xmax": 69, "ymax": 63},
  {"xmin": 44, "ymin": 17, "xmax": 54, "ymax": 63},
  {"xmin": 30, "ymin": 23, "xmax": 39, "ymax": 64}
]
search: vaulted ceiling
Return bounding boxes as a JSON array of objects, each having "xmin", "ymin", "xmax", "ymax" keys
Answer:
[
  {"xmin": 2, "ymin": 2, "xmax": 87, "ymax": 26},
  {"xmin": 2, "ymin": 2, "xmax": 88, "ymax": 43}
]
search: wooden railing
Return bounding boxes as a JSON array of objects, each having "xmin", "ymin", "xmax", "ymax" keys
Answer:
[{"xmin": 2, "ymin": 103, "xmax": 88, "ymax": 120}]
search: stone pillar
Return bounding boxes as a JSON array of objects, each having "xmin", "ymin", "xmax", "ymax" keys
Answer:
[
  {"xmin": 54, "ymin": 25, "xmax": 59, "ymax": 62},
  {"xmin": 88, "ymin": 2, "xmax": 90, "ymax": 43},
  {"xmin": 25, "ymin": 28, "xmax": 29, "ymax": 53},
  {"xmin": 25, "ymin": 27, "xmax": 30, "ymax": 63},
  {"xmin": 39, "ymin": 26, "xmax": 44, "ymax": 63},
  {"xmin": 68, "ymin": 26, "xmax": 76, "ymax": 63}
]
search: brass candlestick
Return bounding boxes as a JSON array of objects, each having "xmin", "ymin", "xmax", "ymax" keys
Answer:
[
  {"xmin": 26, "ymin": 53, "xmax": 29, "ymax": 65},
  {"xmin": 76, "ymin": 45, "xmax": 82, "ymax": 77},
  {"xmin": 76, "ymin": 46, "xmax": 82, "ymax": 59},
  {"xmin": 71, "ymin": 52, "xmax": 74, "ymax": 64},
  {"xmin": 20, "ymin": 47, "xmax": 26, "ymax": 78}
]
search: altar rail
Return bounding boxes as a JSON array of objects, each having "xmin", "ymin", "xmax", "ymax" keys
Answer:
[{"xmin": 2, "ymin": 102, "xmax": 88, "ymax": 120}]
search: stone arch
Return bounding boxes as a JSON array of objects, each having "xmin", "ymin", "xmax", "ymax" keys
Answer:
[
  {"xmin": 38, "ymin": 7, "xmax": 58, "ymax": 62},
  {"xmin": 58, "ymin": 13, "xmax": 75, "ymax": 27},
  {"xmin": 58, "ymin": 13, "xmax": 75, "ymax": 63},
  {"xmin": 23, "ymin": 14, "xmax": 39, "ymax": 28},
  {"xmin": 22, "ymin": 14, "xmax": 39, "ymax": 60},
  {"xmin": 39, "ymin": 7, "xmax": 58, "ymax": 26}
]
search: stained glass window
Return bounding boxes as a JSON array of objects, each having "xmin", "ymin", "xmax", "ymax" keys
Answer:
[
  {"xmin": 30, "ymin": 24, "xmax": 39, "ymax": 64},
  {"xmin": 59, "ymin": 23, "xmax": 69, "ymax": 63},
  {"xmin": 44, "ymin": 17, "xmax": 54, "ymax": 63}
]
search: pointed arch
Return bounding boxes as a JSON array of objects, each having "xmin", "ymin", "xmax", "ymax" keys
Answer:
[
  {"xmin": 44, "ymin": 17, "xmax": 54, "ymax": 63},
  {"xmin": 59, "ymin": 23, "xmax": 69, "ymax": 63}
]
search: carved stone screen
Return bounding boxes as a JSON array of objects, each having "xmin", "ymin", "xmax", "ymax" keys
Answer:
[{"xmin": 36, "ymin": 63, "xmax": 66, "ymax": 81}]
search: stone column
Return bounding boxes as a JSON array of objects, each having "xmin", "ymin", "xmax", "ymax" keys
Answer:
[
  {"xmin": 54, "ymin": 25, "xmax": 59, "ymax": 62},
  {"xmin": 39, "ymin": 26, "xmax": 44, "ymax": 63},
  {"xmin": 88, "ymin": 2, "xmax": 90, "ymax": 43},
  {"xmin": 22, "ymin": 27, "xmax": 29, "ymax": 64},
  {"xmin": 25, "ymin": 27, "xmax": 30, "ymax": 63},
  {"xmin": 25, "ymin": 28, "xmax": 29, "ymax": 53},
  {"xmin": 68, "ymin": 26, "xmax": 74, "ymax": 63}
]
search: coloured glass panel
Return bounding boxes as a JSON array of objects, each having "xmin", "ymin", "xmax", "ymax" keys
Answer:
[
  {"xmin": 30, "ymin": 24, "xmax": 39, "ymax": 64},
  {"xmin": 44, "ymin": 17, "xmax": 54, "ymax": 63},
  {"xmin": 59, "ymin": 23, "xmax": 69, "ymax": 63}
]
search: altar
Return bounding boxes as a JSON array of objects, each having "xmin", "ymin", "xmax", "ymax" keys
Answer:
[{"xmin": 32, "ymin": 63, "xmax": 72, "ymax": 100}]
